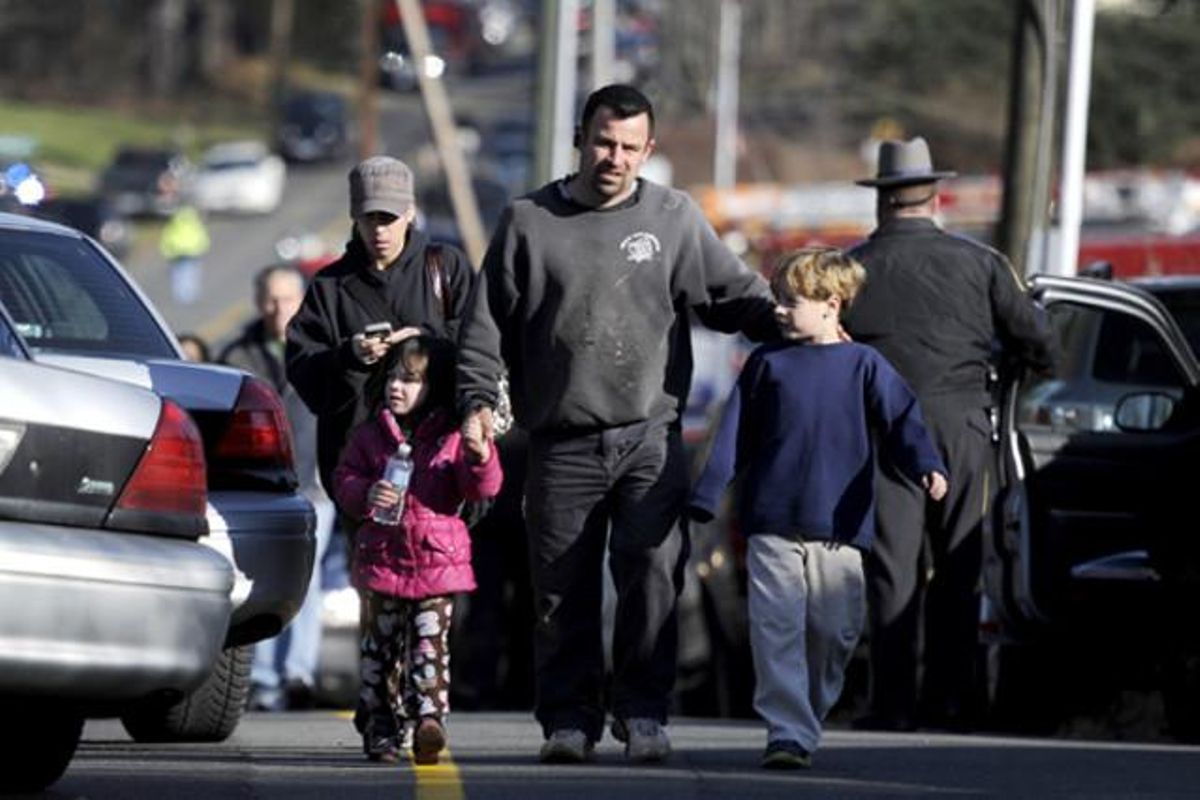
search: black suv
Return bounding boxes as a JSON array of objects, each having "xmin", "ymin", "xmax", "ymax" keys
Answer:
[
  {"xmin": 276, "ymin": 91, "xmax": 351, "ymax": 164},
  {"xmin": 98, "ymin": 147, "xmax": 192, "ymax": 218},
  {"xmin": 983, "ymin": 274, "xmax": 1200, "ymax": 738}
]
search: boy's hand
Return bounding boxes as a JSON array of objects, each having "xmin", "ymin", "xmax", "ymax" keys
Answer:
[
  {"xmin": 923, "ymin": 472, "xmax": 948, "ymax": 502},
  {"xmin": 368, "ymin": 479, "xmax": 400, "ymax": 509},
  {"xmin": 462, "ymin": 413, "xmax": 491, "ymax": 464}
]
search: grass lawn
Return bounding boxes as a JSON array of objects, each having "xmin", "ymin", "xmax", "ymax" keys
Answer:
[{"xmin": 0, "ymin": 98, "xmax": 268, "ymax": 195}]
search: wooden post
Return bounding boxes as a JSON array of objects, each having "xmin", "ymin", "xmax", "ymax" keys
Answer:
[
  {"xmin": 394, "ymin": 0, "xmax": 487, "ymax": 268},
  {"xmin": 358, "ymin": 0, "xmax": 380, "ymax": 160}
]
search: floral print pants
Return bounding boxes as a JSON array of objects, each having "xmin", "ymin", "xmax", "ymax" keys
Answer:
[{"xmin": 356, "ymin": 591, "xmax": 454, "ymax": 738}]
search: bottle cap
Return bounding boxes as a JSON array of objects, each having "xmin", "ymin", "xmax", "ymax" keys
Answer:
[{"xmin": 397, "ymin": 442, "xmax": 412, "ymax": 457}]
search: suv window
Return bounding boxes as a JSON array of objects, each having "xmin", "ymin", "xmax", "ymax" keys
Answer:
[
  {"xmin": 1149, "ymin": 288, "xmax": 1200, "ymax": 358},
  {"xmin": 1092, "ymin": 310, "xmax": 1178, "ymax": 386},
  {"xmin": 0, "ymin": 229, "xmax": 175, "ymax": 357},
  {"xmin": 113, "ymin": 150, "xmax": 172, "ymax": 170},
  {"xmin": 1019, "ymin": 301, "xmax": 1184, "ymax": 433}
]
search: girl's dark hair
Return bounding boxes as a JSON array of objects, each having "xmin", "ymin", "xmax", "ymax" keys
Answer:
[{"xmin": 366, "ymin": 336, "xmax": 456, "ymax": 417}]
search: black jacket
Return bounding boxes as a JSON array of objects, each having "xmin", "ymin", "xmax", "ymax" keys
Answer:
[
  {"xmin": 843, "ymin": 217, "xmax": 1055, "ymax": 409},
  {"xmin": 285, "ymin": 229, "xmax": 473, "ymax": 491}
]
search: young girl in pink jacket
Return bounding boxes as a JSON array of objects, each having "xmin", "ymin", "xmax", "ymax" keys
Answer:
[{"xmin": 333, "ymin": 336, "xmax": 502, "ymax": 765}]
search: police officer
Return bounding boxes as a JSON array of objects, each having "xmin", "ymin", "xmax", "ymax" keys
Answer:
[{"xmin": 843, "ymin": 137, "xmax": 1055, "ymax": 731}]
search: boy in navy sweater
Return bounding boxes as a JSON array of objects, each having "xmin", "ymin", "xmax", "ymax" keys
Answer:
[{"xmin": 689, "ymin": 247, "xmax": 948, "ymax": 769}]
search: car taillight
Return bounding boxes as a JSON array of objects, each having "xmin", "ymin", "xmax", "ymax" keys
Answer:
[
  {"xmin": 115, "ymin": 400, "xmax": 206, "ymax": 516},
  {"xmin": 213, "ymin": 376, "xmax": 295, "ymax": 470}
]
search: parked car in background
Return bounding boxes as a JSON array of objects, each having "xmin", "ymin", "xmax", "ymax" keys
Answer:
[
  {"xmin": 416, "ymin": 174, "xmax": 510, "ymax": 249},
  {"xmin": 193, "ymin": 141, "xmax": 286, "ymax": 215},
  {"xmin": 0, "ymin": 305, "xmax": 233, "ymax": 792},
  {"xmin": 983, "ymin": 274, "xmax": 1200, "ymax": 739},
  {"xmin": 98, "ymin": 146, "xmax": 193, "ymax": 217},
  {"xmin": 276, "ymin": 90, "xmax": 351, "ymax": 164},
  {"xmin": 477, "ymin": 113, "xmax": 534, "ymax": 197},
  {"xmin": 0, "ymin": 212, "xmax": 315, "ymax": 743},
  {"xmin": 33, "ymin": 194, "xmax": 132, "ymax": 259}
]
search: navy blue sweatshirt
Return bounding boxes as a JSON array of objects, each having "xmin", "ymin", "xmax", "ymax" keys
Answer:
[{"xmin": 689, "ymin": 341, "xmax": 946, "ymax": 551}]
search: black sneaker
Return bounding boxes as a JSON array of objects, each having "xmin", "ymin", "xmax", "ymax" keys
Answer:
[
  {"xmin": 364, "ymin": 733, "xmax": 402, "ymax": 764},
  {"xmin": 761, "ymin": 739, "xmax": 812, "ymax": 770}
]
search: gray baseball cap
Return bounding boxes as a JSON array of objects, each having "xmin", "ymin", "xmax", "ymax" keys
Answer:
[{"xmin": 349, "ymin": 156, "xmax": 415, "ymax": 217}]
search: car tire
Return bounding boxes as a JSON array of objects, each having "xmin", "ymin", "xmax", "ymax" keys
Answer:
[
  {"xmin": 0, "ymin": 701, "xmax": 83, "ymax": 792},
  {"xmin": 121, "ymin": 645, "xmax": 252, "ymax": 743}
]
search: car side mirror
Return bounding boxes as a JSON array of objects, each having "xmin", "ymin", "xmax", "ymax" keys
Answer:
[{"xmin": 1113, "ymin": 391, "xmax": 1177, "ymax": 432}]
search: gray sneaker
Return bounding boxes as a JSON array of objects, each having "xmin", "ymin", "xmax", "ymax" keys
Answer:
[
  {"xmin": 538, "ymin": 728, "xmax": 595, "ymax": 764},
  {"xmin": 613, "ymin": 717, "xmax": 671, "ymax": 763}
]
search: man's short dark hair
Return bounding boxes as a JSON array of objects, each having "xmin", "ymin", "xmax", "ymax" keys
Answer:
[{"xmin": 579, "ymin": 84, "xmax": 655, "ymax": 137}]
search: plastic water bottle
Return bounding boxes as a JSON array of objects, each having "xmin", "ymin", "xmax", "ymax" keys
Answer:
[{"xmin": 370, "ymin": 442, "xmax": 413, "ymax": 525}]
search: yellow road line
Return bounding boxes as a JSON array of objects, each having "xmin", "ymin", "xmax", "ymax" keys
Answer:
[
  {"xmin": 196, "ymin": 214, "xmax": 349, "ymax": 347},
  {"xmin": 413, "ymin": 750, "xmax": 464, "ymax": 800},
  {"xmin": 196, "ymin": 297, "xmax": 254, "ymax": 345},
  {"xmin": 332, "ymin": 711, "xmax": 465, "ymax": 799}
]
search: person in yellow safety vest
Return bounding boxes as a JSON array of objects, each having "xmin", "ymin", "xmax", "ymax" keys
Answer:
[{"xmin": 160, "ymin": 205, "xmax": 211, "ymax": 305}]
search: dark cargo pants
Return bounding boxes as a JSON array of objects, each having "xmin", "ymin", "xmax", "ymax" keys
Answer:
[
  {"xmin": 524, "ymin": 417, "xmax": 690, "ymax": 742},
  {"xmin": 866, "ymin": 400, "xmax": 994, "ymax": 726}
]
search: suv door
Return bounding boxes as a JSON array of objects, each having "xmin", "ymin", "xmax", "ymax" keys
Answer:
[{"xmin": 985, "ymin": 275, "xmax": 1200, "ymax": 649}]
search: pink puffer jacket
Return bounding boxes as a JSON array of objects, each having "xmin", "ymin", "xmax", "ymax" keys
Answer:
[{"xmin": 332, "ymin": 407, "xmax": 503, "ymax": 599}]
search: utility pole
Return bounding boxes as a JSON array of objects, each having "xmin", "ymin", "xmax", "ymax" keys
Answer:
[
  {"xmin": 1053, "ymin": 0, "xmax": 1095, "ymax": 277},
  {"xmin": 591, "ymin": 0, "xmax": 615, "ymax": 91},
  {"xmin": 713, "ymin": 0, "xmax": 741, "ymax": 190},
  {"xmin": 535, "ymin": 0, "xmax": 579, "ymax": 186},
  {"xmin": 357, "ymin": 0, "xmax": 380, "ymax": 159},
  {"xmin": 396, "ymin": 0, "xmax": 487, "ymax": 266},
  {"xmin": 267, "ymin": 0, "xmax": 295, "ymax": 143},
  {"xmin": 998, "ymin": 0, "xmax": 1061, "ymax": 278}
]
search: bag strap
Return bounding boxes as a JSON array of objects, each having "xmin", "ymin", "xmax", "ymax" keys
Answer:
[{"xmin": 424, "ymin": 243, "xmax": 453, "ymax": 320}]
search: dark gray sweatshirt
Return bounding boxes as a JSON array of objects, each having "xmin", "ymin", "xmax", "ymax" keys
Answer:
[{"xmin": 456, "ymin": 178, "xmax": 778, "ymax": 433}]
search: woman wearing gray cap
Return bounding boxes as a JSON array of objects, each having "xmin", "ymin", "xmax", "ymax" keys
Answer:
[{"xmin": 287, "ymin": 156, "xmax": 474, "ymax": 495}]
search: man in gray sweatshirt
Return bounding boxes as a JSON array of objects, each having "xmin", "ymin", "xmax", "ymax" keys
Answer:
[{"xmin": 457, "ymin": 84, "xmax": 778, "ymax": 764}]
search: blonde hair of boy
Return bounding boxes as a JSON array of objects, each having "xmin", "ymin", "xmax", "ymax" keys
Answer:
[{"xmin": 770, "ymin": 246, "xmax": 867, "ymax": 308}]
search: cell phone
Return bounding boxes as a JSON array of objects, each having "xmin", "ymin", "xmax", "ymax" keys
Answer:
[{"xmin": 362, "ymin": 322, "xmax": 392, "ymax": 341}]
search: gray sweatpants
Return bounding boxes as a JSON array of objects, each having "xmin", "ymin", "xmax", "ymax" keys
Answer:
[{"xmin": 748, "ymin": 534, "xmax": 866, "ymax": 752}]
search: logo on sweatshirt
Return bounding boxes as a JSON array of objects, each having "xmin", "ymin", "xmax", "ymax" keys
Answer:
[{"xmin": 620, "ymin": 231, "xmax": 661, "ymax": 263}]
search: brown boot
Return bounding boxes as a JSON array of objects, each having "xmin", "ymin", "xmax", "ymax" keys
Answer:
[{"xmin": 412, "ymin": 716, "xmax": 447, "ymax": 765}]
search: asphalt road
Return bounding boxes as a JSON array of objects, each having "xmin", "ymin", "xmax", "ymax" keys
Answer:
[{"xmin": 36, "ymin": 712, "xmax": 1200, "ymax": 799}]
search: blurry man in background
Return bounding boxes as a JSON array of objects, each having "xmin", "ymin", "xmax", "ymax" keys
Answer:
[{"xmin": 220, "ymin": 263, "xmax": 335, "ymax": 711}]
